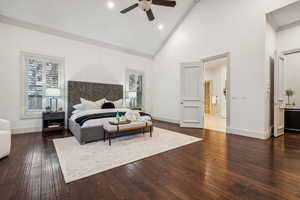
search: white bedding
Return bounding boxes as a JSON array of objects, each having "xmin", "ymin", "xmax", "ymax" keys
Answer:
[{"xmin": 70, "ymin": 108, "xmax": 151, "ymax": 128}]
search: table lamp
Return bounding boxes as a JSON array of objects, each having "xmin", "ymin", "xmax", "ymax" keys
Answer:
[{"xmin": 45, "ymin": 88, "xmax": 60, "ymax": 112}]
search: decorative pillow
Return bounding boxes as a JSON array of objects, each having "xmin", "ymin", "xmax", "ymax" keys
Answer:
[
  {"xmin": 113, "ymin": 99, "xmax": 124, "ymax": 108},
  {"xmin": 80, "ymin": 98, "xmax": 97, "ymax": 110},
  {"xmin": 95, "ymin": 98, "xmax": 107, "ymax": 108},
  {"xmin": 101, "ymin": 102, "xmax": 115, "ymax": 109},
  {"xmin": 125, "ymin": 110, "xmax": 140, "ymax": 121}
]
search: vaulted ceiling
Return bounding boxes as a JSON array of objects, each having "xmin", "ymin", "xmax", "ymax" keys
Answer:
[{"xmin": 0, "ymin": 0, "xmax": 196, "ymax": 57}]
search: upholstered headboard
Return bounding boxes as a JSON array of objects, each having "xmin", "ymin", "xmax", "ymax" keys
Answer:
[{"xmin": 67, "ymin": 81, "xmax": 123, "ymax": 119}]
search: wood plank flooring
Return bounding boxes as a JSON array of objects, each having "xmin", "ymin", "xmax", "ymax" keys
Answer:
[{"xmin": 0, "ymin": 120, "xmax": 300, "ymax": 200}]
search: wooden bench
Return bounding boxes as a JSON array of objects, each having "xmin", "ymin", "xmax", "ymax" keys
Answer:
[{"xmin": 103, "ymin": 121, "xmax": 153, "ymax": 146}]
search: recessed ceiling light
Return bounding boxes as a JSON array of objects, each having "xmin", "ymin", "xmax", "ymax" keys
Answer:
[
  {"xmin": 158, "ymin": 24, "xmax": 164, "ymax": 31},
  {"xmin": 107, "ymin": 1, "xmax": 115, "ymax": 9}
]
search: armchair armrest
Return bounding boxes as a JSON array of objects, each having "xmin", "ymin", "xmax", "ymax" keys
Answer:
[{"xmin": 0, "ymin": 119, "xmax": 11, "ymax": 131}]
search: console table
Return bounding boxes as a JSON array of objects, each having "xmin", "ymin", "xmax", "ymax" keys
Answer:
[{"xmin": 285, "ymin": 108, "xmax": 300, "ymax": 133}]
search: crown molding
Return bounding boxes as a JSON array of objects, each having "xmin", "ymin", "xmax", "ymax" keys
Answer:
[
  {"xmin": 278, "ymin": 19, "xmax": 300, "ymax": 32},
  {"xmin": 266, "ymin": 13, "xmax": 280, "ymax": 31},
  {"xmin": 0, "ymin": 14, "xmax": 153, "ymax": 60},
  {"xmin": 153, "ymin": 0, "xmax": 200, "ymax": 57}
]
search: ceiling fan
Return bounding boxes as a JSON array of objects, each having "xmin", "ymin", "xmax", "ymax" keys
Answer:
[{"xmin": 120, "ymin": 0, "xmax": 176, "ymax": 21}]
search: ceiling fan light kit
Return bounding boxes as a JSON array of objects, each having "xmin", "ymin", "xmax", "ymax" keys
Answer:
[{"xmin": 120, "ymin": 0, "xmax": 177, "ymax": 21}]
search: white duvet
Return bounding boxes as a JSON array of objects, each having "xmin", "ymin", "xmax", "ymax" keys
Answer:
[{"xmin": 70, "ymin": 108, "xmax": 151, "ymax": 128}]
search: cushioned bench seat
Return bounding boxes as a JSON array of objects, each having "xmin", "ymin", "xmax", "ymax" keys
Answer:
[
  {"xmin": 103, "ymin": 120, "xmax": 153, "ymax": 145},
  {"xmin": 103, "ymin": 120, "xmax": 152, "ymax": 132}
]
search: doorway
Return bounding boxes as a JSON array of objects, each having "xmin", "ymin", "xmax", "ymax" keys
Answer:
[{"xmin": 203, "ymin": 54, "xmax": 229, "ymax": 132}]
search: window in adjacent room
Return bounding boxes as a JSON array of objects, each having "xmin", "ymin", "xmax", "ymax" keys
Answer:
[
  {"xmin": 21, "ymin": 52, "xmax": 65, "ymax": 119},
  {"xmin": 125, "ymin": 69, "xmax": 143, "ymax": 109}
]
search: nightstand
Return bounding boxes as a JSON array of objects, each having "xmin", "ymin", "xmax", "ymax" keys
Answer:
[{"xmin": 42, "ymin": 112, "xmax": 65, "ymax": 136}]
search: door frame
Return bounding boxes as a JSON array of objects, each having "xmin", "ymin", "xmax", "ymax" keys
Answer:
[
  {"xmin": 201, "ymin": 52, "xmax": 231, "ymax": 133},
  {"xmin": 282, "ymin": 48, "xmax": 300, "ymax": 56}
]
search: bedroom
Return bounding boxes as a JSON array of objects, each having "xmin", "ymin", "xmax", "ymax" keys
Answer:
[{"xmin": 1, "ymin": 0, "xmax": 300, "ymax": 199}]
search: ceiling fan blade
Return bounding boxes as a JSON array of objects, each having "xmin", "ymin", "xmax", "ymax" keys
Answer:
[
  {"xmin": 146, "ymin": 9, "xmax": 155, "ymax": 21},
  {"xmin": 120, "ymin": 3, "xmax": 139, "ymax": 14},
  {"xmin": 152, "ymin": 0, "xmax": 176, "ymax": 7}
]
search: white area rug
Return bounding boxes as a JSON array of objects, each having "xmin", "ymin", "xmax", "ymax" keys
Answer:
[{"xmin": 53, "ymin": 127, "xmax": 202, "ymax": 183}]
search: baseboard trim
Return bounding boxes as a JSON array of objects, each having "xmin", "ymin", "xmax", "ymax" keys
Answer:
[
  {"xmin": 152, "ymin": 116, "xmax": 179, "ymax": 124},
  {"xmin": 12, "ymin": 127, "xmax": 42, "ymax": 134},
  {"xmin": 152, "ymin": 116, "xmax": 269, "ymax": 140},
  {"xmin": 228, "ymin": 127, "xmax": 269, "ymax": 140}
]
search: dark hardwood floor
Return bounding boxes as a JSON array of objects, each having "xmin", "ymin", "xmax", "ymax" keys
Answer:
[{"xmin": 1, "ymin": 120, "xmax": 300, "ymax": 200}]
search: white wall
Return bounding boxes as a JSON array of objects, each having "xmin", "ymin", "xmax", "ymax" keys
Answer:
[
  {"xmin": 0, "ymin": 22, "xmax": 152, "ymax": 134},
  {"xmin": 151, "ymin": 0, "xmax": 297, "ymax": 139},
  {"xmin": 204, "ymin": 64, "xmax": 227, "ymax": 118}
]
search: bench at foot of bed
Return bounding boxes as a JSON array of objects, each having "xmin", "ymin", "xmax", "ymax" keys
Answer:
[{"xmin": 103, "ymin": 120, "xmax": 153, "ymax": 146}]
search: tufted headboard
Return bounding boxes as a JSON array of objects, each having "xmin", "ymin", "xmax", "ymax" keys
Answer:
[{"xmin": 67, "ymin": 81, "xmax": 123, "ymax": 119}]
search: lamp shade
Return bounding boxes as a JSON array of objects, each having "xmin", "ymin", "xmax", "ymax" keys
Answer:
[
  {"xmin": 45, "ymin": 88, "xmax": 60, "ymax": 97},
  {"xmin": 128, "ymin": 91, "xmax": 137, "ymax": 98}
]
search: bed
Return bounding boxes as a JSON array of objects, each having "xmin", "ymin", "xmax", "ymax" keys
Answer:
[{"xmin": 67, "ymin": 81, "xmax": 151, "ymax": 144}]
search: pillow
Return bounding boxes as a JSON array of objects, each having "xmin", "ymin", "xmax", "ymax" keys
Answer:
[
  {"xmin": 72, "ymin": 110, "xmax": 81, "ymax": 114},
  {"xmin": 80, "ymin": 98, "xmax": 97, "ymax": 110},
  {"xmin": 73, "ymin": 104, "xmax": 83, "ymax": 110},
  {"xmin": 125, "ymin": 110, "xmax": 140, "ymax": 121},
  {"xmin": 95, "ymin": 98, "xmax": 107, "ymax": 108},
  {"xmin": 101, "ymin": 102, "xmax": 115, "ymax": 109},
  {"xmin": 113, "ymin": 99, "xmax": 124, "ymax": 108},
  {"xmin": 80, "ymin": 98, "xmax": 107, "ymax": 110}
]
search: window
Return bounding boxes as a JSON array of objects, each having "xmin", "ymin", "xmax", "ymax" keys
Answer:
[
  {"xmin": 125, "ymin": 70, "xmax": 143, "ymax": 109},
  {"xmin": 21, "ymin": 52, "xmax": 64, "ymax": 119}
]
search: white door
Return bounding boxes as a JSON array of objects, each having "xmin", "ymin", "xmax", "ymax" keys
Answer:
[
  {"xmin": 274, "ymin": 52, "xmax": 285, "ymax": 137},
  {"xmin": 180, "ymin": 62, "xmax": 204, "ymax": 128}
]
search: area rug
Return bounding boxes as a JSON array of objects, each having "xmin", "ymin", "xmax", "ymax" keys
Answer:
[{"xmin": 53, "ymin": 127, "xmax": 202, "ymax": 183}]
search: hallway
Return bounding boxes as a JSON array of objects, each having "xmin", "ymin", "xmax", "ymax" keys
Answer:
[{"xmin": 204, "ymin": 114, "xmax": 226, "ymax": 132}]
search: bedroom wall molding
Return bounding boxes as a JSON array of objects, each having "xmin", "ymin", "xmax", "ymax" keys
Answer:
[
  {"xmin": 152, "ymin": 116, "xmax": 269, "ymax": 140},
  {"xmin": 282, "ymin": 48, "xmax": 300, "ymax": 55},
  {"xmin": 153, "ymin": 0, "xmax": 200, "ymax": 57},
  {"xmin": 12, "ymin": 127, "xmax": 42, "ymax": 134},
  {"xmin": 266, "ymin": 13, "xmax": 280, "ymax": 31},
  {"xmin": 228, "ymin": 127, "xmax": 269, "ymax": 140},
  {"xmin": 277, "ymin": 20, "xmax": 300, "ymax": 32},
  {"xmin": 152, "ymin": 115, "xmax": 180, "ymax": 124},
  {"xmin": 0, "ymin": 14, "xmax": 153, "ymax": 60}
]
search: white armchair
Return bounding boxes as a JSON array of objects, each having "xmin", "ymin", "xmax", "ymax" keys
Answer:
[{"xmin": 0, "ymin": 119, "xmax": 11, "ymax": 159}]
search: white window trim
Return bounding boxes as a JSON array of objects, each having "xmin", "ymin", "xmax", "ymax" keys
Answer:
[
  {"xmin": 125, "ymin": 69, "xmax": 144, "ymax": 109},
  {"xmin": 20, "ymin": 51, "xmax": 65, "ymax": 119}
]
